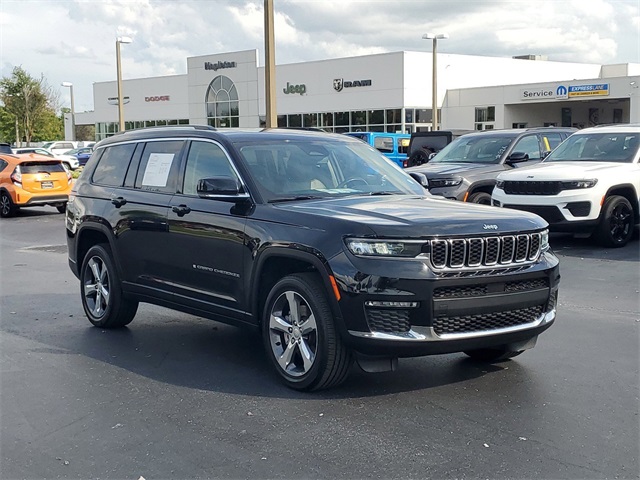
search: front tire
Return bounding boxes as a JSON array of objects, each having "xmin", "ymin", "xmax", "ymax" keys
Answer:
[
  {"xmin": 467, "ymin": 191, "xmax": 492, "ymax": 205},
  {"xmin": 0, "ymin": 192, "xmax": 18, "ymax": 218},
  {"xmin": 80, "ymin": 244, "xmax": 138, "ymax": 328},
  {"xmin": 56, "ymin": 204, "xmax": 67, "ymax": 214},
  {"xmin": 262, "ymin": 273, "xmax": 352, "ymax": 391},
  {"xmin": 595, "ymin": 195, "xmax": 634, "ymax": 247}
]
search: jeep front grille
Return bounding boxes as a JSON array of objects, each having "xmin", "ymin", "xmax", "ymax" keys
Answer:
[
  {"xmin": 503, "ymin": 180, "xmax": 562, "ymax": 195},
  {"xmin": 429, "ymin": 233, "xmax": 542, "ymax": 270}
]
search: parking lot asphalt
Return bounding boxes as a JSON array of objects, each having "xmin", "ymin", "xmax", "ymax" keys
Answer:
[{"xmin": 1, "ymin": 208, "xmax": 638, "ymax": 479}]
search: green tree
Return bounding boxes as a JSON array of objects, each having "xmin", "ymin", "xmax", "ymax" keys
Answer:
[{"xmin": 0, "ymin": 66, "xmax": 61, "ymax": 145}]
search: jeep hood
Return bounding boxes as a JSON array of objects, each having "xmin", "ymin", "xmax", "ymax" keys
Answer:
[
  {"xmin": 279, "ymin": 195, "xmax": 546, "ymax": 237},
  {"xmin": 406, "ymin": 162, "xmax": 503, "ymax": 177},
  {"xmin": 498, "ymin": 161, "xmax": 632, "ymax": 180}
]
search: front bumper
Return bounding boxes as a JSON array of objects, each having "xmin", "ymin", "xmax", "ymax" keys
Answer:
[
  {"xmin": 492, "ymin": 188, "xmax": 603, "ymax": 231},
  {"xmin": 331, "ymin": 250, "xmax": 560, "ymax": 357}
]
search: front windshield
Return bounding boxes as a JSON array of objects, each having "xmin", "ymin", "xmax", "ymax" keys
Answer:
[
  {"xmin": 42, "ymin": 142, "xmax": 53, "ymax": 149},
  {"xmin": 545, "ymin": 132, "xmax": 639, "ymax": 163},
  {"xmin": 234, "ymin": 137, "xmax": 425, "ymax": 202},
  {"xmin": 430, "ymin": 135, "xmax": 514, "ymax": 164}
]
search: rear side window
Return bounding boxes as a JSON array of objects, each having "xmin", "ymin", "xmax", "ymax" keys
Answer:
[
  {"xmin": 92, "ymin": 143, "xmax": 136, "ymax": 186},
  {"xmin": 135, "ymin": 140, "xmax": 185, "ymax": 193},
  {"xmin": 541, "ymin": 133, "xmax": 564, "ymax": 152},
  {"xmin": 20, "ymin": 162, "xmax": 65, "ymax": 173}
]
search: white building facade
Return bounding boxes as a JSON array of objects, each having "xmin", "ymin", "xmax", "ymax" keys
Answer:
[{"xmin": 71, "ymin": 49, "xmax": 639, "ymax": 141}]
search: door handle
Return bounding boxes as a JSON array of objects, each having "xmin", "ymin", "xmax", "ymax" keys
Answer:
[
  {"xmin": 111, "ymin": 196, "xmax": 127, "ymax": 208},
  {"xmin": 172, "ymin": 204, "xmax": 191, "ymax": 217}
]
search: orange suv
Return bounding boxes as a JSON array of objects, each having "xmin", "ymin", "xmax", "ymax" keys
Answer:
[{"xmin": 0, "ymin": 153, "xmax": 73, "ymax": 217}]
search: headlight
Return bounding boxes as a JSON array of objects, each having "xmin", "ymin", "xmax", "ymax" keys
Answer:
[
  {"xmin": 561, "ymin": 179, "xmax": 598, "ymax": 189},
  {"xmin": 429, "ymin": 176, "xmax": 463, "ymax": 188},
  {"xmin": 540, "ymin": 229, "xmax": 550, "ymax": 252},
  {"xmin": 495, "ymin": 179, "xmax": 505, "ymax": 189},
  {"xmin": 345, "ymin": 238, "xmax": 424, "ymax": 257}
]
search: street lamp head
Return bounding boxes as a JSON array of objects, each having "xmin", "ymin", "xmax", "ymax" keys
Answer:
[
  {"xmin": 61, "ymin": 82, "xmax": 73, "ymax": 87},
  {"xmin": 422, "ymin": 33, "xmax": 449, "ymax": 40},
  {"xmin": 117, "ymin": 36, "xmax": 133, "ymax": 44}
]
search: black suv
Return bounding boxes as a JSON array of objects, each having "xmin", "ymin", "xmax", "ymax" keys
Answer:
[
  {"xmin": 406, "ymin": 127, "xmax": 576, "ymax": 204},
  {"xmin": 66, "ymin": 126, "xmax": 560, "ymax": 391}
]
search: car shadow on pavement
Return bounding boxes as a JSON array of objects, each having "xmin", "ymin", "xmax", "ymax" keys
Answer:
[
  {"xmin": 2, "ymin": 295, "xmax": 521, "ymax": 399},
  {"xmin": 550, "ymin": 231, "xmax": 639, "ymax": 262}
]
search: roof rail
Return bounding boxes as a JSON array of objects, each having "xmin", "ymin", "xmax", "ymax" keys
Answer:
[
  {"xmin": 592, "ymin": 123, "xmax": 640, "ymax": 128},
  {"xmin": 114, "ymin": 124, "xmax": 217, "ymax": 136}
]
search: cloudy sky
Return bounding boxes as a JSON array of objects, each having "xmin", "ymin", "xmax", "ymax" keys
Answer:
[{"xmin": 1, "ymin": 0, "xmax": 638, "ymax": 113}]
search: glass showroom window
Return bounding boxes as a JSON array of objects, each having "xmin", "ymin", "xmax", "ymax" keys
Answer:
[{"xmin": 206, "ymin": 75, "xmax": 239, "ymax": 128}]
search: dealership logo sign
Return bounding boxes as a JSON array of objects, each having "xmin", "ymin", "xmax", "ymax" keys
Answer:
[
  {"xmin": 204, "ymin": 61, "xmax": 237, "ymax": 71},
  {"xmin": 145, "ymin": 95, "xmax": 170, "ymax": 102},
  {"xmin": 283, "ymin": 82, "xmax": 306, "ymax": 95},
  {"xmin": 107, "ymin": 96, "xmax": 130, "ymax": 105},
  {"xmin": 333, "ymin": 78, "xmax": 372, "ymax": 92}
]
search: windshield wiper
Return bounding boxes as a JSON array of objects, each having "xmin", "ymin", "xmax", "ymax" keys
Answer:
[
  {"xmin": 367, "ymin": 191, "xmax": 399, "ymax": 196},
  {"xmin": 269, "ymin": 195, "xmax": 324, "ymax": 203}
]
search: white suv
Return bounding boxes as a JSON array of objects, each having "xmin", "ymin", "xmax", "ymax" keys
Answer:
[{"xmin": 492, "ymin": 124, "xmax": 639, "ymax": 247}]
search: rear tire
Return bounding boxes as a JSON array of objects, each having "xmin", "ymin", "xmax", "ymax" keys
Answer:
[
  {"xmin": 262, "ymin": 273, "xmax": 352, "ymax": 391},
  {"xmin": 464, "ymin": 348, "xmax": 524, "ymax": 362},
  {"xmin": 0, "ymin": 192, "xmax": 17, "ymax": 218},
  {"xmin": 80, "ymin": 244, "xmax": 138, "ymax": 328},
  {"xmin": 595, "ymin": 195, "xmax": 634, "ymax": 247},
  {"xmin": 467, "ymin": 191, "xmax": 492, "ymax": 205}
]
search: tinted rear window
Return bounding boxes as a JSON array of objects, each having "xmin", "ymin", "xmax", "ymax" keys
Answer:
[
  {"xmin": 20, "ymin": 162, "xmax": 66, "ymax": 173},
  {"xmin": 92, "ymin": 144, "xmax": 136, "ymax": 186}
]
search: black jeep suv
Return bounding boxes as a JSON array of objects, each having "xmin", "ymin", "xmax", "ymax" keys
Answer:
[{"xmin": 66, "ymin": 126, "xmax": 560, "ymax": 391}]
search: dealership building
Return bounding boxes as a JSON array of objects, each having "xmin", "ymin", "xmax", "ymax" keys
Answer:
[{"xmin": 71, "ymin": 49, "xmax": 640, "ymax": 141}]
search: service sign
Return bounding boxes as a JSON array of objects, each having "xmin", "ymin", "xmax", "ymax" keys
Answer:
[
  {"xmin": 520, "ymin": 88, "xmax": 555, "ymax": 101},
  {"xmin": 567, "ymin": 84, "xmax": 610, "ymax": 97}
]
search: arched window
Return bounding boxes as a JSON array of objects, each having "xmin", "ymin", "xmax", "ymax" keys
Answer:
[{"xmin": 205, "ymin": 75, "xmax": 239, "ymax": 128}]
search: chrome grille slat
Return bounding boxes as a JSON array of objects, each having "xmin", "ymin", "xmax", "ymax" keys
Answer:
[{"xmin": 428, "ymin": 233, "xmax": 543, "ymax": 271}]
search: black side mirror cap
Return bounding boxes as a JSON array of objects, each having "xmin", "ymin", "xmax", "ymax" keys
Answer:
[
  {"xmin": 506, "ymin": 151, "xmax": 529, "ymax": 164},
  {"xmin": 197, "ymin": 177, "xmax": 250, "ymax": 202},
  {"xmin": 408, "ymin": 172, "xmax": 429, "ymax": 188}
]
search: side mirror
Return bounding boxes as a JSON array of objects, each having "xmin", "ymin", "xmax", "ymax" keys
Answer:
[
  {"xmin": 197, "ymin": 177, "xmax": 250, "ymax": 202},
  {"xmin": 408, "ymin": 172, "xmax": 429, "ymax": 189},
  {"xmin": 506, "ymin": 151, "xmax": 529, "ymax": 165},
  {"xmin": 541, "ymin": 150, "xmax": 551, "ymax": 159}
]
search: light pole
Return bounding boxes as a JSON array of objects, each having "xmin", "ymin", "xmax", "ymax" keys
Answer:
[
  {"xmin": 264, "ymin": 0, "xmax": 277, "ymax": 128},
  {"xmin": 61, "ymin": 82, "xmax": 75, "ymax": 141},
  {"xmin": 422, "ymin": 33, "xmax": 448, "ymax": 131},
  {"xmin": 116, "ymin": 36, "xmax": 133, "ymax": 132}
]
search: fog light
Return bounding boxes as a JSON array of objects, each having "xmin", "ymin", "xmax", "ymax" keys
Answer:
[{"xmin": 364, "ymin": 301, "xmax": 419, "ymax": 308}]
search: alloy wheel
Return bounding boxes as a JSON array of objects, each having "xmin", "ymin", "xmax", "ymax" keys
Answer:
[
  {"xmin": 83, "ymin": 255, "xmax": 110, "ymax": 318},
  {"xmin": 610, "ymin": 202, "xmax": 632, "ymax": 243},
  {"xmin": 1, "ymin": 194, "xmax": 11, "ymax": 216},
  {"xmin": 268, "ymin": 291, "xmax": 318, "ymax": 377}
]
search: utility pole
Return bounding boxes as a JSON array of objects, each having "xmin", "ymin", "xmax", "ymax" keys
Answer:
[{"xmin": 264, "ymin": 0, "xmax": 277, "ymax": 128}]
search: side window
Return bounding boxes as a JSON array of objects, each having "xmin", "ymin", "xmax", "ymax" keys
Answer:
[
  {"xmin": 512, "ymin": 135, "xmax": 541, "ymax": 161},
  {"xmin": 92, "ymin": 143, "xmax": 136, "ymax": 186},
  {"xmin": 0, "ymin": 159, "xmax": 8, "ymax": 171},
  {"xmin": 373, "ymin": 136, "xmax": 394, "ymax": 153},
  {"xmin": 541, "ymin": 133, "xmax": 563, "ymax": 152},
  {"xmin": 182, "ymin": 141, "xmax": 238, "ymax": 195},
  {"xmin": 135, "ymin": 140, "xmax": 185, "ymax": 193}
]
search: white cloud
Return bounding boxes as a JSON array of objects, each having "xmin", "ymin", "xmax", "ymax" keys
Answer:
[{"xmin": 0, "ymin": 0, "xmax": 637, "ymax": 112}]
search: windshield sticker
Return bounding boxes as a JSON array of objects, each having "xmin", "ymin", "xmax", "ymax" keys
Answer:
[{"xmin": 142, "ymin": 153, "xmax": 174, "ymax": 187}]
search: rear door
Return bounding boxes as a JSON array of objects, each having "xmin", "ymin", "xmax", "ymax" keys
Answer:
[{"xmin": 105, "ymin": 139, "xmax": 185, "ymax": 295}]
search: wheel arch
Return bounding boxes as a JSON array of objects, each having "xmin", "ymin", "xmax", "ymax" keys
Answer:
[
  {"xmin": 75, "ymin": 223, "xmax": 123, "ymax": 276},
  {"xmin": 251, "ymin": 246, "xmax": 342, "ymax": 327},
  {"xmin": 466, "ymin": 181, "xmax": 496, "ymax": 199},
  {"xmin": 603, "ymin": 184, "xmax": 639, "ymax": 225}
]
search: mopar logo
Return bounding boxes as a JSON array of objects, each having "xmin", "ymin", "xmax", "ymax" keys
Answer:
[{"xmin": 483, "ymin": 224, "xmax": 499, "ymax": 230}]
